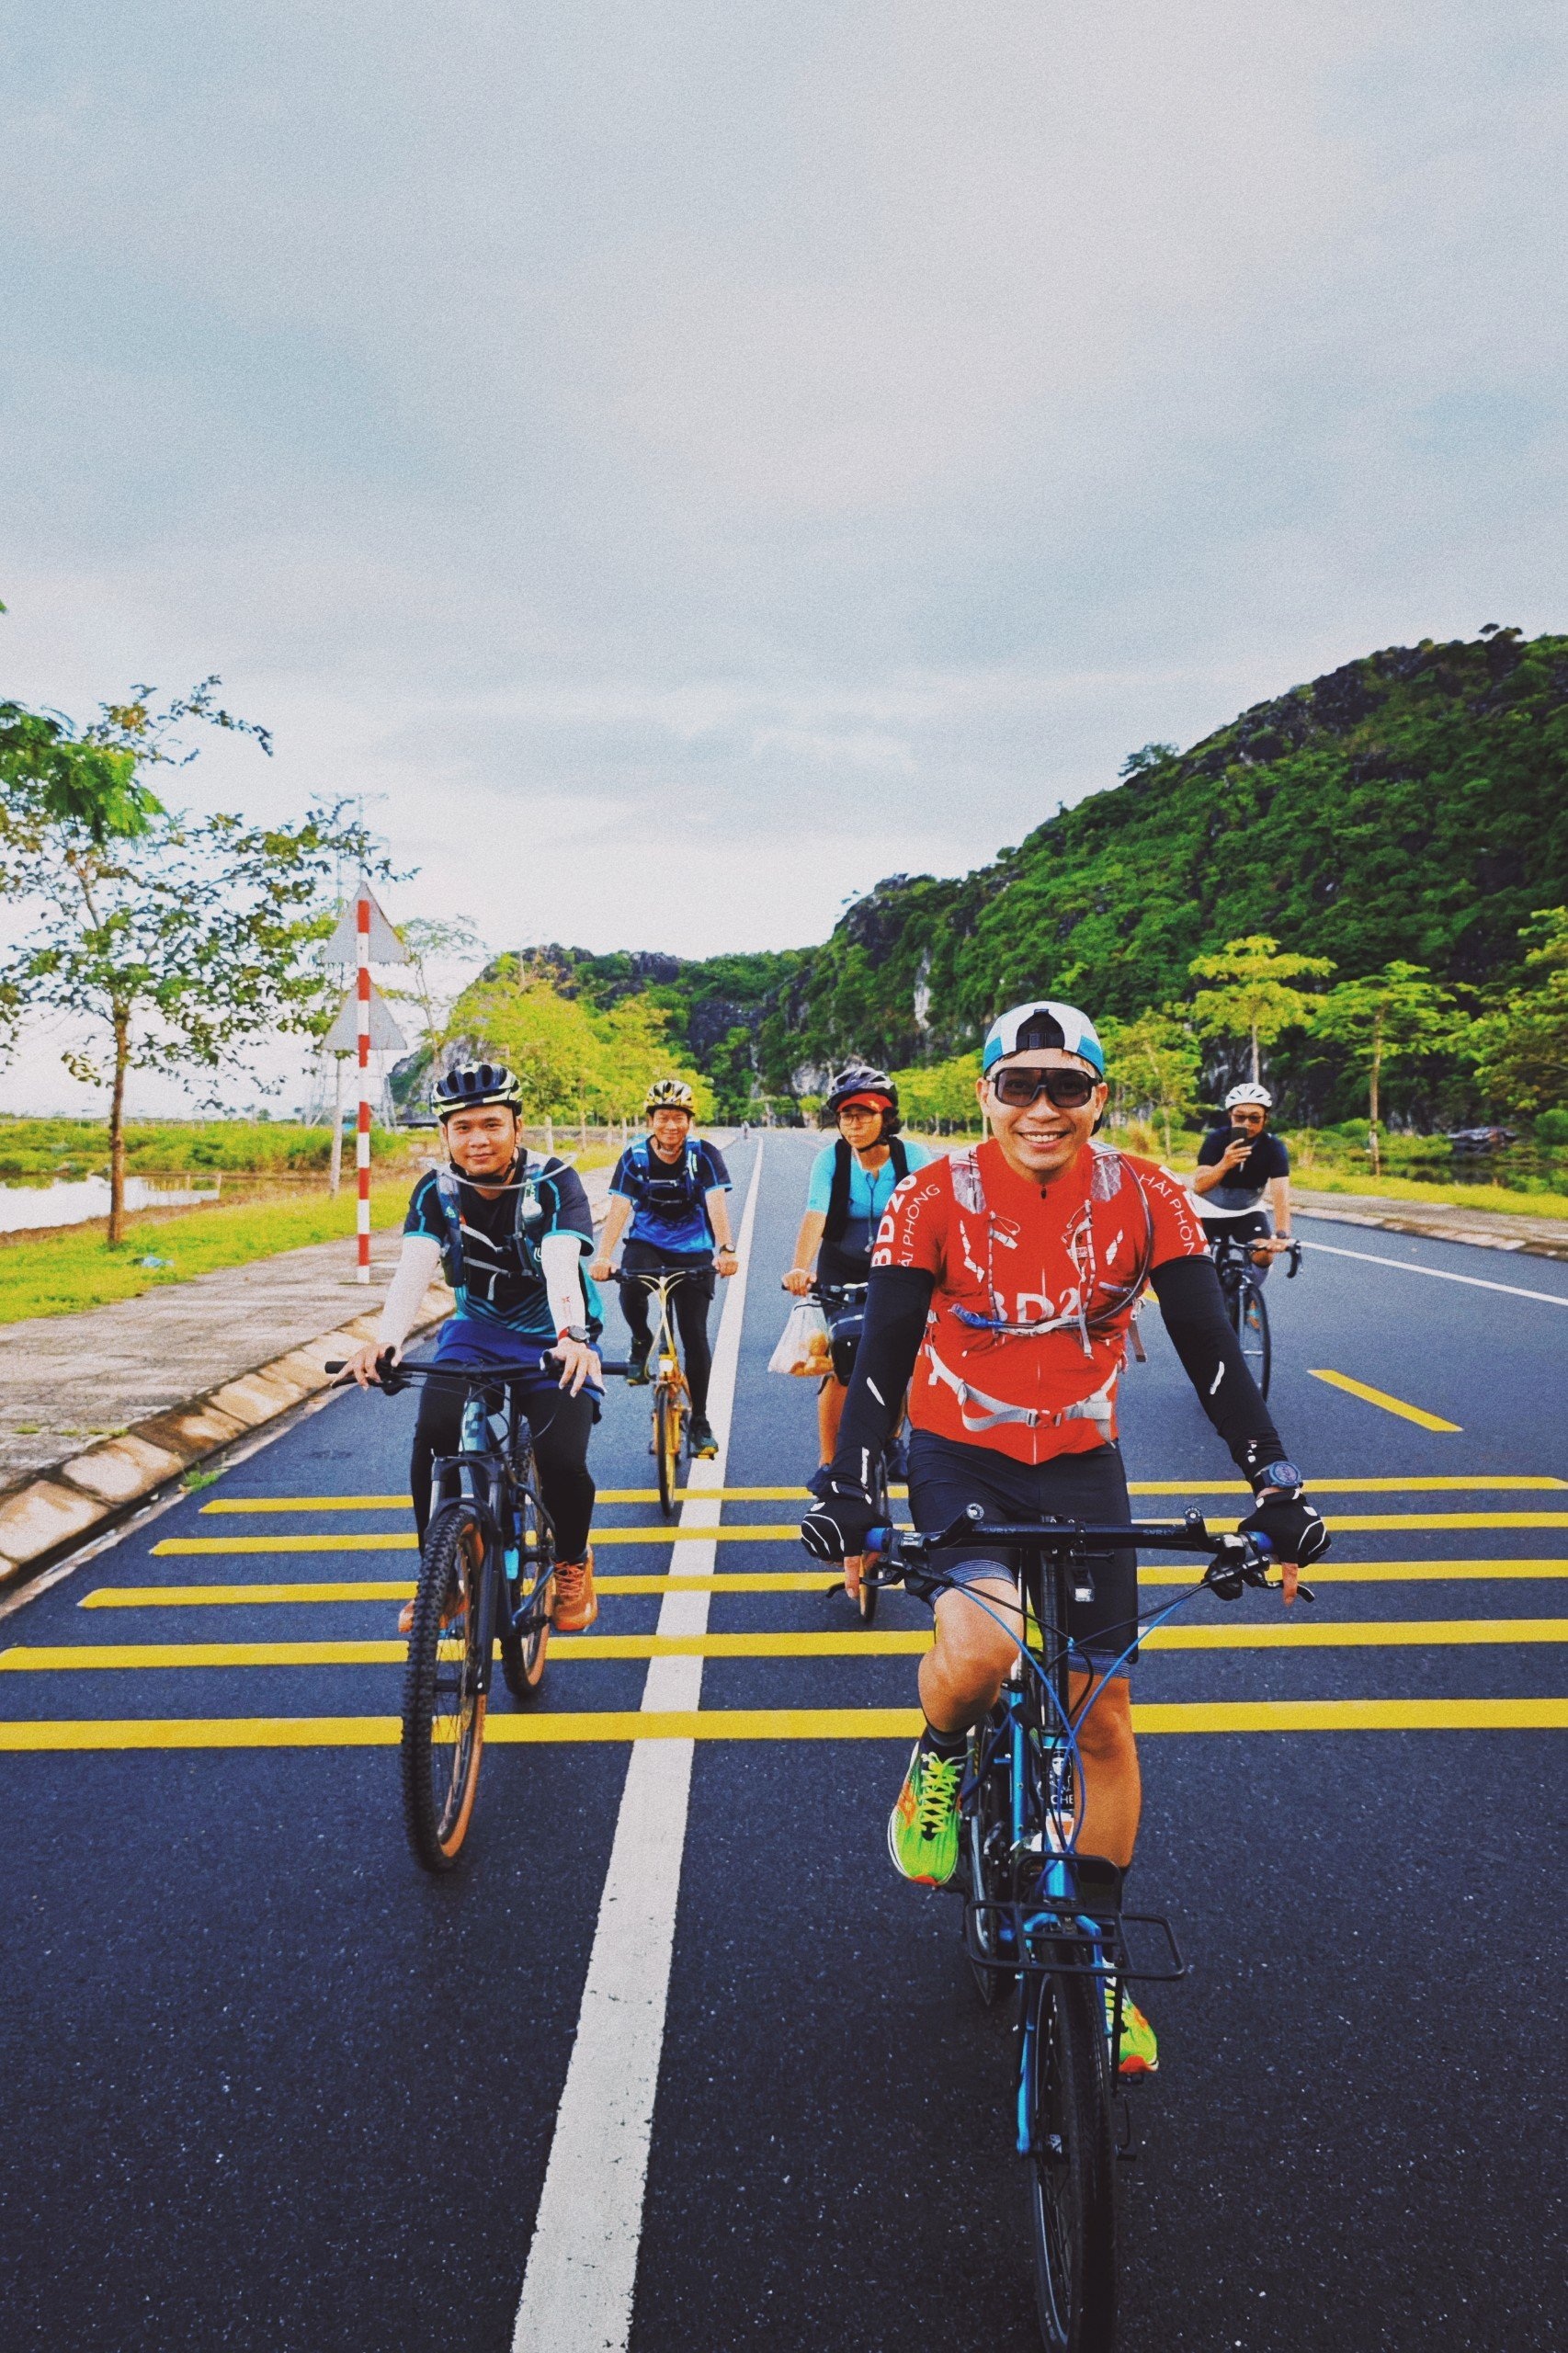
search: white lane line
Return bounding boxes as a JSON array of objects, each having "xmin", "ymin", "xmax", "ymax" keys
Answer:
[
  {"xmin": 1301, "ymin": 1238, "xmax": 1568, "ymax": 1309},
  {"xmin": 511, "ymin": 1140, "xmax": 764, "ymax": 2352}
]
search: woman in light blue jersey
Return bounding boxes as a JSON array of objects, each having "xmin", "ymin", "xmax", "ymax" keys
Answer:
[{"xmin": 784, "ymin": 1064, "xmax": 935, "ymax": 1466}]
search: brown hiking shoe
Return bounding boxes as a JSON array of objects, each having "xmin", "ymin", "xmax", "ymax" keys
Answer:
[
  {"xmin": 552, "ymin": 1549, "xmax": 598, "ymax": 1631},
  {"xmin": 397, "ymin": 1588, "xmax": 461, "ymax": 1637}
]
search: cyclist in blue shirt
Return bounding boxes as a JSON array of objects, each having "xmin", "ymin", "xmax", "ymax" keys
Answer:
[
  {"xmin": 591, "ymin": 1078, "xmax": 737, "ymax": 1460},
  {"xmin": 784, "ymin": 1064, "xmax": 935, "ymax": 1468},
  {"xmin": 343, "ymin": 1062, "xmax": 606, "ymax": 1632}
]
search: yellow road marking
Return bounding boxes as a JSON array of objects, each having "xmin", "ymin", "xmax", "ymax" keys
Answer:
[
  {"xmin": 2, "ymin": 1698, "xmax": 1564, "ymax": 1749},
  {"xmin": 76, "ymin": 1560, "xmax": 1568, "ymax": 1610},
  {"xmin": 197, "ymin": 1473, "xmax": 1564, "ymax": 1515},
  {"xmin": 9, "ymin": 1620, "xmax": 1566, "ymax": 1673},
  {"xmin": 153, "ymin": 1511, "xmax": 1568, "ymax": 1559},
  {"xmin": 1140, "ymin": 1561, "xmax": 1568, "ymax": 1586},
  {"xmin": 1308, "ymin": 1370, "xmax": 1462, "ymax": 1432}
]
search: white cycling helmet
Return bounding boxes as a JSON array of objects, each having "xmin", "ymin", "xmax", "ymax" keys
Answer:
[{"xmin": 1223, "ymin": 1083, "xmax": 1274, "ymax": 1111}]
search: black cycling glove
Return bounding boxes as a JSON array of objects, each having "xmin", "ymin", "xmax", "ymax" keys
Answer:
[
  {"xmin": 801, "ymin": 1480, "xmax": 881, "ymax": 1564},
  {"xmin": 1238, "ymin": 1486, "xmax": 1330, "ymax": 1567}
]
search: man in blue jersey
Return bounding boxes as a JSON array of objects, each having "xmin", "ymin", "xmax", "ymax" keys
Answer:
[
  {"xmin": 591, "ymin": 1078, "xmax": 737, "ymax": 1460},
  {"xmin": 784, "ymin": 1064, "xmax": 935, "ymax": 1467},
  {"xmin": 343, "ymin": 1062, "xmax": 606, "ymax": 1632}
]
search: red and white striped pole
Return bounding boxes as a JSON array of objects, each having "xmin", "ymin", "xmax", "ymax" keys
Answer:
[{"xmin": 356, "ymin": 889, "xmax": 372, "ymax": 1282}]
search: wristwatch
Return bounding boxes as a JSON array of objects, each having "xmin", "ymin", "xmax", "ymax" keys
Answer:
[
  {"xmin": 1252, "ymin": 1459, "xmax": 1303, "ymax": 1494},
  {"xmin": 557, "ymin": 1324, "xmax": 592, "ymax": 1346}
]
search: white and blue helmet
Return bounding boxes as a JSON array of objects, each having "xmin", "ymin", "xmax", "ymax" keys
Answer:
[{"xmin": 982, "ymin": 1000, "xmax": 1106, "ymax": 1079}]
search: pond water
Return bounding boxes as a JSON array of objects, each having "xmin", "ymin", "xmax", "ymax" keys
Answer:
[{"xmin": 0, "ymin": 1176, "xmax": 222, "ymax": 1234}]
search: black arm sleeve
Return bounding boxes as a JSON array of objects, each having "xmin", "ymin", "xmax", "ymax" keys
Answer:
[
  {"xmin": 1149, "ymin": 1256, "xmax": 1286, "ymax": 1475},
  {"xmin": 831, "ymin": 1267, "xmax": 935, "ymax": 1488}
]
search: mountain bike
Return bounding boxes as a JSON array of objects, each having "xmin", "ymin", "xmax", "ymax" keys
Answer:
[
  {"xmin": 863, "ymin": 1506, "xmax": 1305, "ymax": 2353},
  {"xmin": 808, "ymin": 1278, "xmax": 891, "ymax": 1625},
  {"xmin": 327, "ymin": 1357, "xmax": 559, "ymax": 1873},
  {"xmin": 1209, "ymin": 1232, "xmax": 1301, "ymax": 1399},
  {"xmin": 626, "ymin": 1270, "xmax": 698, "ymax": 1519}
]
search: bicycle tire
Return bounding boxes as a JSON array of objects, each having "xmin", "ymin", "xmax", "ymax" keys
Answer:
[
  {"xmin": 963, "ymin": 1733, "xmax": 1016, "ymax": 2006},
  {"xmin": 655, "ymin": 1383, "xmax": 684, "ymax": 1520},
  {"xmin": 1239, "ymin": 1276, "xmax": 1272, "ymax": 1398},
  {"xmin": 498, "ymin": 1467, "xmax": 553, "ymax": 1704},
  {"xmin": 402, "ymin": 1503, "xmax": 488, "ymax": 1873},
  {"xmin": 1026, "ymin": 1968, "xmax": 1118, "ymax": 2353}
]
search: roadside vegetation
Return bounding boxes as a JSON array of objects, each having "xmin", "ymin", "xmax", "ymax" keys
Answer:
[{"xmin": 0, "ymin": 1185, "xmax": 412, "ymax": 1324}]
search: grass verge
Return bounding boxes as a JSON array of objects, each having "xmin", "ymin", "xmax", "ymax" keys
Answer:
[
  {"xmin": 1290, "ymin": 1170, "xmax": 1568, "ymax": 1219},
  {"xmin": 0, "ymin": 1188, "xmax": 409, "ymax": 1324}
]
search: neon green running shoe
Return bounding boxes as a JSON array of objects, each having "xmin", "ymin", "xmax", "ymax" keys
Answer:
[
  {"xmin": 1106, "ymin": 1984, "xmax": 1159, "ymax": 2076},
  {"xmin": 887, "ymin": 1741, "xmax": 964, "ymax": 1886}
]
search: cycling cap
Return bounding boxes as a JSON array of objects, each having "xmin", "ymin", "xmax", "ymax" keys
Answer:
[
  {"xmin": 645, "ymin": 1077, "xmax": 695, "ymax": 1114},
  {"xmin": 982, "ymin": 1001, "xmax": 1105, "ymax": 1079},
  {"xmin": 432, "ymin": 1062, "xmax": 523, "ymax": 1119},
  {"xmin": 825, "ymin": 1063, "xmax": 898, "ymax": 1117},
  {"xmin": 1223, "ymin": 1083, "xmax": 1274, "ymax": 1111}
]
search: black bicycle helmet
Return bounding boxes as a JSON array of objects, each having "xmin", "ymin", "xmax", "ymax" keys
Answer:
[
  {"xmin": 431, "ymin": 1062, "xmax": 524, "ymax": 1120},
  {"xmin": 822, "ymin": 1063, "xmax": 901, "ymax": 1132}
]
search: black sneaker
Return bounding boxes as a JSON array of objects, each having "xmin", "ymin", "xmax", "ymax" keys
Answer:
[
  {"xmin": 625, "ymin": 1346, "xmax": 651, "ymax": 1387},
  {"xmin": 689, "ymin": 1415, "xmax": 719, "ymax": 1460}
]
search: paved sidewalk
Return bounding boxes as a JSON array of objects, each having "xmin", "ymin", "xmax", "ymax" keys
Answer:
[
  {"xmin": 0, "ymin": 1165, "xmax": 612, "ymax": 1585},
  {"xmin": 1294, "ymin": 1187, "xmax": 1568, "ymax": 1261}
]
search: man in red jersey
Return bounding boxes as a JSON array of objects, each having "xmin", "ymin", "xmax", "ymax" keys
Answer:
[{"xmin": 801, "ymin": 1000, "xmax": 1327, "ymax": 2075}]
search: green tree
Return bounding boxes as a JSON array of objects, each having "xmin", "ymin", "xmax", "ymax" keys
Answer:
[
  {"xmin": 390, "ymin": 915, "xmax": 487, "ymax": 1051},
  {"xmin": 1313, "ymin": 961, "xmax": 1456, "ymax": 1171},
  {"xmin": 449, "ymin": 966, "xmax": 604, "ymax": 1120},
  {"xmin": 891, "ymin": 1051, "xmax": 983, "ymax": 1132},
  {"xmin": 0, "ymin": 682, "xmax": 370, "ymax": 1243},
  {"xmin": 1469, "ymin": 908, "xmax": 1568, "ymax": 1115},
  {"xmin": 590, "ymin": 996, "xmax": 711, "ymax": 1122},
  {"xmin": 1188, "ymin": 934, "xmax": 1335, "ymax": 1083},
  {"xmin": 1098, "ymin": 1005, "xmax": 1201, "ymax": 1161}
]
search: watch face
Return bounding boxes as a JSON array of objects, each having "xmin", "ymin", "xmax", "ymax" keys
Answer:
[{"xmin": 1261, "ymin": 1460, "xmax": 1302, "ymax": 1489}]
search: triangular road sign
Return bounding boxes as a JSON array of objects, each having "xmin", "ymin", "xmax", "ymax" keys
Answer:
[
  {"xmin": 320, "ymin": 983, "xmax": 407, "ymax": 1053},
  {"xmin": 324, "ymin": 885, "xmax": 410, "ymax": 965}
]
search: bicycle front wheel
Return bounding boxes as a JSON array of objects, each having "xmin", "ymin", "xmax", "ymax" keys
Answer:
[
  {"xmin": 1025, "ymin": 1970, "xmax": 1117, "ymax": 2353},
  {"xmin": 499, "ymin": 1471, "xmax": 553, "ymax": 1704},
  {"xmin": 402, "ymin": 1503, "xmax": 488, "ymax": 1872},
  {"xmin": 1239, "ymin": 1276, "xmax": 1272, "ymax": 1398},
  {"xmin": 654, "ymin": 1383, "xmax": 685, "ymax": 1520}
]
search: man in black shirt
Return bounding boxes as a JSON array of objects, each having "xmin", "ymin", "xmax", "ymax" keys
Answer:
[{"xmin": 1190, "ymin": 1082, "xmax": 1294, "ymax": 1271}]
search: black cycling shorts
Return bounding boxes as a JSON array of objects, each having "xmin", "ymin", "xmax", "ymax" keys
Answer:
[{"xmin": 904, "ymin": 1430, "xmax": 1140, "ymax": 1678}]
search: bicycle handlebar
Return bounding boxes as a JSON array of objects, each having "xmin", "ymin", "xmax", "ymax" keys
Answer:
[{"xmin": 858, "ymin": 1504, "xmax": 1303, "ymax": 1602}]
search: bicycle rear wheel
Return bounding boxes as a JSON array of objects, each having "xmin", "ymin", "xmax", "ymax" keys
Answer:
[
  {"xmin": 1238, "ymin": 1276, "xmax": 1272, "ymax": 1397},
  {"xmin": 1025, "ymin": 1969, "xmax": 1117, "ymax": 2353},
  {"xmin": 499, "ymin": 1470, "xmax": 553, "ymax": 1703},
  {"xmin": 963, "ymin": 1731, "xmax": 1016, "ymax": 2006},
  {"xmin": 402, "ymin": 1503, "xmax": 488, "ymax": 1872},
  {"xmin": 655, "ymin": 1382, "xmax": 685, "ymax": 1520}
]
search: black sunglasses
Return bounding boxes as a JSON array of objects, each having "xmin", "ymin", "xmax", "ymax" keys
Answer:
[{"xmin": 988, "ymin": 1065, "xmax": 1099, "ymax": 1110}]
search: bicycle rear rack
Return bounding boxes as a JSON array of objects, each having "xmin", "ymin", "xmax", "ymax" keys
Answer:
[{"xmin": 963, "ymin": 1896, "xmax": 1186, "ymax": 1984}]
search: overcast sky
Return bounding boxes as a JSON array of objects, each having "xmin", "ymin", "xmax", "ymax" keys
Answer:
[{"xmin": 2, "ymin": 0, "xmax": 1565, "ymax": 1111}]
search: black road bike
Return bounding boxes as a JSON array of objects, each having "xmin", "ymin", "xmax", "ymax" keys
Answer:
[
  {"xmin": 806, "ymin": 1279, "xmax": 892, "ymax": 1626},
  {"xmin": 1209, "ymin": 1232, "xmax": 1301, "ymax": 1400},
  {"xmin": 864, "ymin": 1507, "xmax": 1306, "ymax": 2353},
  {"xmin": 329, "ymin": 1358, "xmax": 560, "ymax": 1872}
]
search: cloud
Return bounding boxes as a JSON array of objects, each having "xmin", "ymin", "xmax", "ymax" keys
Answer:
[{"xmin": 1, "ymin": 0, "xmax": 1564, "ymax": 1120}]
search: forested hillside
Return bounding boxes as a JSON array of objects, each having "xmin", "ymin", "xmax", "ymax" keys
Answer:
[{"xmin": 513, "ymin": 628, "xmax": 1568, "ymax": 1120}]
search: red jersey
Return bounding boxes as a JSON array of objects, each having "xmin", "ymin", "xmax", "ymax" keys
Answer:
[{"xmin": 870, "ymin": 1138, "xmax": 1208, "ymax": 1465}]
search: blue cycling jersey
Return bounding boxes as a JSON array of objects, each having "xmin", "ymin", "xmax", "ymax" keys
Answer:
[{"xmin": 609, "ymin": 1137, "xmax": 731, "ymax": 1258}]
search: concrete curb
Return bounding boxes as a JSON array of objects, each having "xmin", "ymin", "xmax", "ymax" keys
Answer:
[
  {"xmin": 0, "ymin": 1287, "xmax": 451, "ymax": 1592},
  {"xmin": 1296, "ymin": 1201, "xmax": 1568, "ymax": 1263}
]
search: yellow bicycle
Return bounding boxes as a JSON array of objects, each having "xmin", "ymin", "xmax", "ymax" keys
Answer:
[{"xmin": 628, "ymin": 1269, "xmax": 697, "ymax": 1519}]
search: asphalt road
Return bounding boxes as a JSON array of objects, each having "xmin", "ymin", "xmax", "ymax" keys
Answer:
[{"xmin": 1, "ymin": 1131, "xmax": 1563, "ymax": 2352}]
